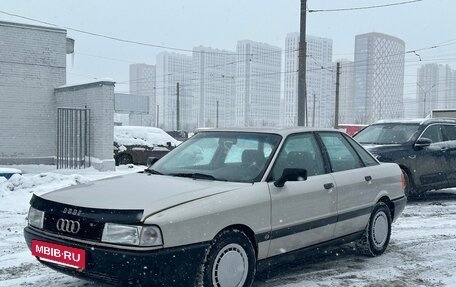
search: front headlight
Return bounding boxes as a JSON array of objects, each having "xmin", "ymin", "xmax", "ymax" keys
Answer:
[
  {"xmin": 102, "ymin": 223, "xmax": 163, "ymax": 247},
  {"xmin": 28, "ymin": 207, "xmax": 44, "ymax": 229}
]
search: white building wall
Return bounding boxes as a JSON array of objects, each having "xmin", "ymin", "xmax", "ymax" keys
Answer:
[
  {"xmin": 417, "ymin": 64, "xmax": 456, "ymax": 117},
  {"xmin": 354, "ymin": 32, "xmax": 405, "ymax": 124},
  {"xmin": 129, "ymin": 63, "xmax": 156, "ymax": 126},
  {"xmin": 282, "ymin": 33, "xmax": 333, "ymax": 127},
  {"xmin": 236, "ymin": 40, "xmax": 281, "ymax": 127},
  {"xmin": 55, "ymin": 81, "xmax": 116, "ymax": 171},
  {"xmin": 337, "ymin": 60, "xmax": 355, "ymax": 124},
  {"xmin": 193, "ymin": 46, "xmax": 235, "ymax": 128},
  {"xmin": 0, "ymin": 21, "xmax": 67, "ymax": 164},
  {"xmin": 282, "ymin": 33, "xmax": 299, "ymax": 127},
  {"xmin": 156, "ymin": 52, "xmax": 193, "ymax": 131}
]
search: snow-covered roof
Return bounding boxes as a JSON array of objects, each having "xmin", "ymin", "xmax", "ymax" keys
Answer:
[
  {"xmin": 114, "ymin": 126, "xmax": 180, "ymax": 147},
  {"xmin": 0, "ymin": 168, "xmax": 22, "ymax": 174}
]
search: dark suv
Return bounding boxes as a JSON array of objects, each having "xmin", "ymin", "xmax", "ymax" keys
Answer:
[{"xmin": 354, "ymin": 118, "xmax": 456, "ymax": 196}]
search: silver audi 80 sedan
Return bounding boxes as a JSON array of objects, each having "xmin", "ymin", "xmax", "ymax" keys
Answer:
[{"xmin": 24, "ymin": 128, "xmax": 406, "ymax": 287}]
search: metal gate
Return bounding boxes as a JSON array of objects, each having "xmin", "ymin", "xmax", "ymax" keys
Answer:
[{"xmin": 57, "ymin": 108, "xmax": 91, "ymax": 169}]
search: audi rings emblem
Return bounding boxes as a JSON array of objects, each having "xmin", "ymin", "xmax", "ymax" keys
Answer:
[{"xmin": 56, "ymin": 219, "xmax": 81, "ymax": 234}]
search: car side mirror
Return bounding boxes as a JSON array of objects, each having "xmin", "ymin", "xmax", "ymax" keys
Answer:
[
  {"xmin": 414, "ymin": 137, "xmax": 432, "ymax": 148},
  {"xmin": 274, "ymin": 168, "xmax": 308, "ymax": 188},
  {"xmin": 147, "ymin": 157, "xmax": 159, "ymax": 167}
]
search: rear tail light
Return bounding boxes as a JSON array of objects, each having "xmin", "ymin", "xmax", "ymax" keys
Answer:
[{"xmin": 401, "ymin": 172, "xmax": 406, "ymax": 191}]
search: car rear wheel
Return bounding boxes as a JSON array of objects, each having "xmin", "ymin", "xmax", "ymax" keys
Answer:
[
  {"xmin": 357, "ymin": 202, "xmax": 392, "ymax": 257},
  {"xmin": 197, "ymin": 229, "xmax": 256, "ymax": 287},
  {"xmin": 115, "ymin": 153, "xmax": 133, "ymax": 166}
]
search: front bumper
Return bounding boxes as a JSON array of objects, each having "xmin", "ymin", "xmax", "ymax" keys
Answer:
[
  {"xmin": 24, "ymin": 226, "xmax": 209, "ymax": 286},
  {"xmin": 392, "ymin": 196, "xmax": 407, "ymax": 222}
]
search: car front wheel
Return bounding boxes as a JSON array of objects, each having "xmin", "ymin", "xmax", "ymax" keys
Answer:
[
  {"xmin": 115, "ymin": 153, "xmax": 133, "ymax": 166},
  {"xmin": 357, "ymin": 202, "xmax": 392, "ymax": 257},
  {"xmin": 197, "ymin": 229, "xmax": 256, "ymax": 287},
  {"xmin": 402, "ymin": 169, "xmax": 416, "ymax": 197}
]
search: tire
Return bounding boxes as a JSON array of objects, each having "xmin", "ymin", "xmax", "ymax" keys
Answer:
[
  {"xmin": 401, "ymin": 169, "xmax": 415, "ymax": 197},
  {"xmin": 197, "ymin": 229, "xmax": 256, "ymax": 287},
  {"xmin": 357, "ymin": 202, "xmax": 392, "ymax": 257},
  {"xmin": 115, "ymin": 153, "xmax": 133, "ymax": 166}
]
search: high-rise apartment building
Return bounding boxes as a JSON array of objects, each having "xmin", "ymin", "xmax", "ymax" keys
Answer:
[
  {"xmin": 354, "ymin": 32, "xmax": 405, "ymax": 124},
  {"xmin": 129, "ymin": 63, "xmax": 156, "ymax": 126},
  {"xmin": 337, "ymin": 60, "xmax": 356, "ymax": 124},
  {"xmin": 156, "ymin": 52, "xmax": 193, "ymax": 131},
  {"xmin": 193, "ymin": 46, "xmax": 236, "ymax": 128},
  {"xmin": 417, "ymin": 63, "xmax": 456, "ymax": 117},
  {"xmin": 236, "ymin": 40, "xmax": 282, "ymax": 127},
  {"xmin": 282, "ymin": 33, "xmax": 333, "ymax": 127}
]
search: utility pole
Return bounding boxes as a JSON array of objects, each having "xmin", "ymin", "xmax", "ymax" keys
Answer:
[
  {"xmin": 297, "ymin": 0, "xmax": 307, "ymax": 126},
  {"xmin": 334, "ymin": 62, "xmax": 341, "ymax": 129},
  {"xmin": 216, "ymin": 100, "xmax": 219, "ymax": 128},
  {"xmin": 312, "ymin": 93, "xmax": 316, "ymax": 127},
  {"xmin": 176, "ymin": 82, "xmax": 180, "ymax": 131},
  {"xmin": 417, "ymin": 82, "xmax": 436, "ymax": 117},
  {"xmin": 156, "ymin": 105, "xmax": 159, "ymax": 127}
]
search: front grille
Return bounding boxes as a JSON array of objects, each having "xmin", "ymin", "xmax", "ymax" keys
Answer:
[
  {"xmin": 30, "ymin": 194, "xmax": 144, "ymax": 242},
  {"xmin": 43, "ymin": 213, "xmax": 104, "ymax": 241}
]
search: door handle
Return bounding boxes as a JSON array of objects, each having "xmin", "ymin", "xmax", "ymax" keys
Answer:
[
  {"xmin": 324, "ymin": 183, "xmax": 334, "ymax": 190},
  {"xmin": 365, "ymin": 176, "xmax": 372, "ymax": 182}
]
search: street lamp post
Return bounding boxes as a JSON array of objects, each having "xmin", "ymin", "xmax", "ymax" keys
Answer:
[{"xmin": 417, "ymin": 83, "xmax": 436, "ymax": 117}]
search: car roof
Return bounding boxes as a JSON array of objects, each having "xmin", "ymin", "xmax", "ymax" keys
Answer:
[
  {"xmin": 374, "ymin": 118, "xmax": 456, "ymax": 125},
  {"xmin": 196, "ymin": 126, "xmax": 340, "ymax": 137}
]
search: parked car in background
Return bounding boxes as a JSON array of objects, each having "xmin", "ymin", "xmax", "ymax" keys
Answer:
[
  {"xmin": 0, "ymin": 167, "xmax": 22, "ymax": 179},
  {"xmin": 165, "ymin": 130, "xmax": 189, "ymax": 142},
  {"xmin": 113, "ymin": 126, "xmax": 180, "ymax": 165},
  {"xmin": 24, "ymin": 127, "xmax": 405, "ymax": 286},
  {"xmin": 338, "ymin": 123, "xmax": 367, "ymax": 136},
  {"xmin": 354, "ymin": 118, "xmax": 456, "ymax": 196}
]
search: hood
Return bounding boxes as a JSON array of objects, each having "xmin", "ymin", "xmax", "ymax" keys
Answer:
[{"xmin": 40, "ymin": 173, "xmax": 246, "ymax": 219}]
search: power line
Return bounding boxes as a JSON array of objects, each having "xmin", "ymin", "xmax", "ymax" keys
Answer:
[
  {"xmin": 308, "ymin": 0, "xmax": 423, "ymax": 13},
  {"xmin": 0, "ymin": 9, "xmax": 284, "ymax": 57}
]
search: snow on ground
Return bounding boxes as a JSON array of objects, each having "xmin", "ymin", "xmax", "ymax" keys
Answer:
[{"xmin": 0, "ymin": 165, "xmax": 455, "ymax": 287}]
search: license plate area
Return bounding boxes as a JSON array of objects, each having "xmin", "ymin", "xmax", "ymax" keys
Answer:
[{"xmin": 32, "ymin": 239, "xmax": 86, "ymax": 269}]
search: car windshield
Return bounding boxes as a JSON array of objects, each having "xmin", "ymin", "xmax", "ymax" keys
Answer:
[
  {"xmin": 152, "ymin": 131, "xmax": 281, "ymax": 183},
  {"xmin": 354, "ymin": 123, "xmax": 419, "ymax": 144}
]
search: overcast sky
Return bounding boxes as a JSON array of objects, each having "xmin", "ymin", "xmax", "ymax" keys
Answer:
[{"xmin": 1, "ymin": 0, "xmax": 455, "ymax": 105}]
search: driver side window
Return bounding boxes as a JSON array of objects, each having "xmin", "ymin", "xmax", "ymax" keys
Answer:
[
  {"xmin": 420, "ymin": 125, "xmax": 443, "ymax": 143},
  {"xmin": 269, "ymin": 133, "xmax": 325, "ymax": 181}
]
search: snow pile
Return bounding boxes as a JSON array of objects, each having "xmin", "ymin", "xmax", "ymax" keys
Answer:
[
  {"xmin": 0, "ymin": 165, "xmax": 143, "ymax": 215},
  {"xmin": 114, "ymin": 126, "xmax": 180, "ymax": 148},
  {"xmin": 0, "ymin": 173, "xmax": 89, "ymax": 196}
]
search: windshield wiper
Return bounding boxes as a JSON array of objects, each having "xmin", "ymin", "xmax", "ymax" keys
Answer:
[
  {"xmin": 144, "ymin": 168, "xmax": 162, "ymax": 175},
  {"xmin": 168, "ymin": 172, "xmax": 226, "ymax": 181}
]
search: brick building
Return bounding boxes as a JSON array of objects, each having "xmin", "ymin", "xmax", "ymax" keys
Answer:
[{"xmin": 0, "ymin": 21, "xmax": 115, "ymax": 171}]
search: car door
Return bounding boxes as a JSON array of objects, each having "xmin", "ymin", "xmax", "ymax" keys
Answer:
[
  {"xmin": 317, "ymin": 132, "xmax": 380, "ymax": 238},
  {"xmin": 414, "ymin": 124, "xmax": 450, "ymax": 187},
  {"xmin": 442, "ymin": 124, "xmax": 456, "ymax": 183},
  {"xmin": 267, "ymin": 132, "xmax": 337, "ymax": 257}
]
